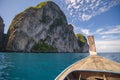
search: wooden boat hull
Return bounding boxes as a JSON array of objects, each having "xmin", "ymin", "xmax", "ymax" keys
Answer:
[{"xmin": 55, "ymin": 55, "xmax": 120, "ymax": 80}]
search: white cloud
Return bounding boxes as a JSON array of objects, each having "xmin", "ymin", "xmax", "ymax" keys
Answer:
[
  {"xmin": 96, "ymin": 40, "xmax": 120, "ymax": 52},
  {"xmin": 94, "ymin": 25, "xmax": 120, "ymax": 40},
  {"xmin": 99, "ymin": 25, "xmax": 120, "ymax": 35},
  {"xmin": 96, "ymin": 28, "xmax": 103, "ymax": 33},
  {"xmin": 74, "ymin": 5, "xmax": 80, "ymax": 9},
  {"xmin": 101, "ymin": 35, "xmax": 120, "ymax": 40},
  {"xmin": 70, "ymin": 0, "xmax": 76, "ymax": 3},
  {"xmin": 101, "ymin": 35, "xmax": 108, "ymax": 39},
  {"xmin": 81, "ymin": 29, "xmax": 91, "ymax": 35},
  {"xmin": 81, "ymin": 13, "xmax": 92, "ymax": 21},
  {"xmin": 64, "ymin": 0, "xmax": 120, "ymax": 21}
]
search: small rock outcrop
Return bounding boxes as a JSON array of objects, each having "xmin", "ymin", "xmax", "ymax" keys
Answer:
[
  {"xmin": 75, "ymin": 34, "xmax": 89, "ymax": 53},
  {"xmin": 6, "ymin": 1, "xmax": 88, "ymax": 52}
]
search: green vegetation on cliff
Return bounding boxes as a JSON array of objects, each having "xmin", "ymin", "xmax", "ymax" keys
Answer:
[
  {"xmin": 32, "ymin": 40, "xmax": 57, "ymax": 52},
  {"xmin": 36, "ymin": 2, "xmax": 47, "ymax": 8},
  {"xmin": 25, "ymin": 2, "xmax": 47, "ymax": 11},
  {"xmin": 29, "ymin": 2, "xmax": 47, "ymax": 9},
  {"xmin": 75, "ymin": 34, "xmax": 87, "ymax": 47}
]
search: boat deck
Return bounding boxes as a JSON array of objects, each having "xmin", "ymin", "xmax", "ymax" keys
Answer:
[{"xmin": 55, "ymin": 55, "xmax": 120, "ymax": 80}]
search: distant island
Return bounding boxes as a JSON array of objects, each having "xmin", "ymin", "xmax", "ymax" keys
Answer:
[{"xmin": 0, "ymin": 1, "xmax": 89, "ymax": 53}]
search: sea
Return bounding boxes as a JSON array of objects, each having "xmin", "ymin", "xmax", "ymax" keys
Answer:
[{"xmin": 0, "ymin": 52, "xmax": 120, "ymax": 80}]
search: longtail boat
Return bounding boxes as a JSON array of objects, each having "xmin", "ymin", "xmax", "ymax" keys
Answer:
[{"xmin": 55, "ymin": 36, "xmax": 120, "ymax": 80}]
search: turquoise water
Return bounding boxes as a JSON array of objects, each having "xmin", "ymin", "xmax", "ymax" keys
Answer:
[{"xmin": 0, "ymin": 52, "xmax": 120, "ymax": 80}]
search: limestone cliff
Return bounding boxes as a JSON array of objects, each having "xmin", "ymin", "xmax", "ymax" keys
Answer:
[
  {"xmin": 0, "ymin": 16, "xmax": 5, "ymax": 50},
  {"xmin": 6, "ymin": 1, "xmax": 88, "ymax": 52}
]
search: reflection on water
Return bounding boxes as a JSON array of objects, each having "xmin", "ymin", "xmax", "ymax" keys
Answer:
[{"xmin": 0, "ymin": 52, "xmax": 120, "ymax": 80}]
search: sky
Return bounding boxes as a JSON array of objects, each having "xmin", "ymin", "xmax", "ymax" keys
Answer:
[{"xmin": 0, "ymin": 0, "xmax": 120, "ymax": 52}]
